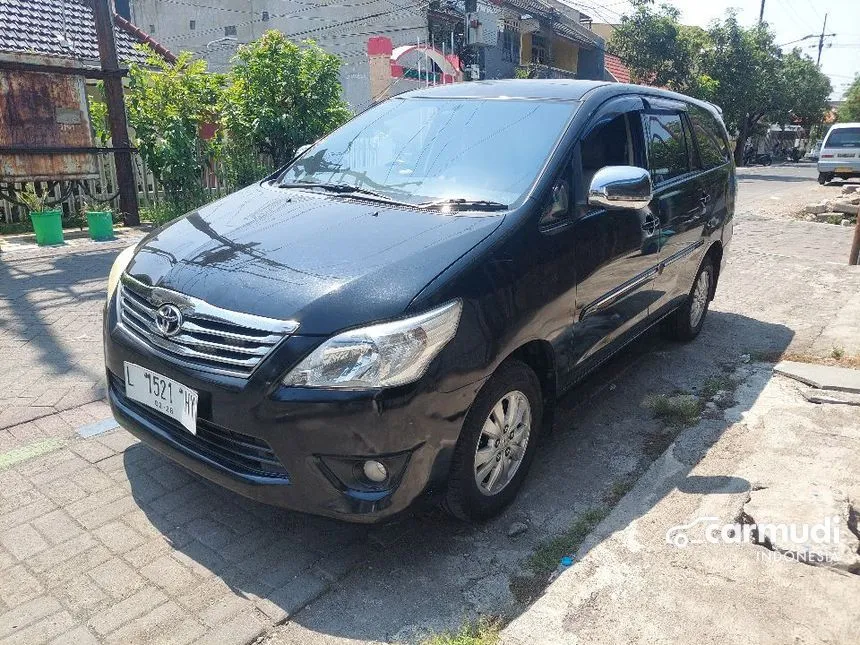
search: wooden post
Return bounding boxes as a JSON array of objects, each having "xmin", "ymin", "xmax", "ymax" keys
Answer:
[
  {"xmin": 850, "ymin": 210, "xmax": 860, "ymax": 266},
  {"xmin": 90, "ymin": 0, "xmax": 139, "ymax": 226}
]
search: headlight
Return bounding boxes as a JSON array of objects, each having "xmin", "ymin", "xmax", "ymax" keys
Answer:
[
  {"xmin": 106, "ymin": 246, "xmax": 136, "ymax": 300},
  {"xmin": 283, "ymin": 300, "xmax": 462, "ymax": 389}
]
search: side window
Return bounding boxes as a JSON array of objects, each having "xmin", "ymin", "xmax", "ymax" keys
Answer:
[
  {"xmin": 643, "ymin": 112, "xmax": 689, "ymax": 184},
  {"xmin": 579, "ymin": 113, "xmax": 634, "ymax": 204},
  {"xmin": 688, "ymin": 105, "xmax": 729, "ymax": 170}
]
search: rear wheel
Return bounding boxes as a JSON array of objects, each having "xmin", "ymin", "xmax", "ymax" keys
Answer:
[
  {"xmin": 818, "ymin": 172, "xmax": 833, "ymax": 185},
  {"xmin": 662, "ymin": 256, "xmax": 714, "ymax": 342},
  {"xmin": 444, "ymin": 360, "xmax": 543, "ymax": 522}
]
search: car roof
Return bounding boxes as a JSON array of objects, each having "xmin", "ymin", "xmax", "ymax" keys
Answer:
[
  {"xmin": 400, "ymin": 79, "xmax": 724, "ymax": 118},
  {"xmin": 403, "ymin": 79, "xmax": 609, "ymax": 101},
  {"xmin": 828, "ymin": 122, "xmax": 860, "ymax": 130}
]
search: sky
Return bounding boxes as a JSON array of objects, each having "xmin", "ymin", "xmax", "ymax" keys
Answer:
[{"xmin": 563, "ymin": 0, "xmax": 860, "ymax": 99}]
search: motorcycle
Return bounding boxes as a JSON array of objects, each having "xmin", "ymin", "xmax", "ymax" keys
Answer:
[{"xmin": 743, "ymin": 149, "xmax": 772, "ymax": 166}]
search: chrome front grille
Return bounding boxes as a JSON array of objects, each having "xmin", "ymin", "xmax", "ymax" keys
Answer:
[{"xmin": 117, "ymin": 273, "xmax": 298, "ymax": 378}]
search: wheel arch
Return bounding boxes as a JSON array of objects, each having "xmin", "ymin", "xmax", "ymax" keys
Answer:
[{"xmin": 704, "ymin": 240, "xmax": 723, "ymax": 300}]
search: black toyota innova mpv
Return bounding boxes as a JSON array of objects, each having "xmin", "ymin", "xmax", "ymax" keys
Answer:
[{"xmin": 104, "ymin": 80, "xmax": 735, "ymax": 523}]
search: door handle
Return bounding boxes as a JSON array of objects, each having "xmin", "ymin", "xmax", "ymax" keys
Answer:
[{"xmin": 699, "ymin": 193, "xmax": 711, "ymax": 206}]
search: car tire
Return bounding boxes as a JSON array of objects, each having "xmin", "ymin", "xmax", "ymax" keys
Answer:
[
  {"xmin": 818, "ymin": 172, "xmax": 833, "ymax": 185},
  {"xmin": 443, "ymin": 360, "xmax": 543, "ymax": 522},
  {"xmin": 661, "ymin": 255, "xmax": 714, "ymax": 342}
]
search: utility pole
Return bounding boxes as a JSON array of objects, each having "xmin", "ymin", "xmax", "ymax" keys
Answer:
[
  {"xmin": 759, "ymin": 0, "xmax": 765, "ymax": 24},
  {"xmin": 90, "ymin": 0, "xmax": 139, "ymax": 226},
  {"xmin": 817, "ymin": 13, "xmax": 828, "ymax": 67}
]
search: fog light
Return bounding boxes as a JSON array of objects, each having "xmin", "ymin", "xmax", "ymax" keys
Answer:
[{"xmin": 362, "ymin": 460, "xmax": 388, "ymax": 483}]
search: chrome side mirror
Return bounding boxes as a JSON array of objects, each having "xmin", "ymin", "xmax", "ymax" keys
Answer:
[{"xmin": 588, "ymin": 166, "xmax": 653, "ymax": 211}]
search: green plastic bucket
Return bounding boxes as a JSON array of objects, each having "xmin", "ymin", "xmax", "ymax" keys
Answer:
[
  {"xmin": 29, "ymin": 210, "xmax": 64, "ymax": 246},
  {"xmin": 86, "ymin": 211, "xmax": 114, "ymax": 241}
]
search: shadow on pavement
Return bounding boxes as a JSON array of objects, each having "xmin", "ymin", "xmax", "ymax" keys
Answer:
[
  {"xmin": 124, "ymin": 310, "xmax": 793, "ymax": 643},
  {"xmin": 0, "ymin": 248, "xmax": 122, "ymax": 388}
]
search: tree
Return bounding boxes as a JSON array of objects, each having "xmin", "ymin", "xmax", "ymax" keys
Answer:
[
  {"xmin": 697, "ymin": 15, "xmax": 785, "ymax": 165},
  {"xmin": 221, "ymin": 31, "xmax": 351, "ymax": 167},
  {"xmin": 609, "ymin": 1, "xmax": 702, "ymax": 92},
  {"xmin": 770, "ymin": 49, "xmax": 832, "ymax": 130},
  {"xmin": 127, "ymin": 50, "xmax": 223, "ymax": 216},
  {"xmin": 840, "ymin": 75, "xmax": 860, "ymax": 122}
]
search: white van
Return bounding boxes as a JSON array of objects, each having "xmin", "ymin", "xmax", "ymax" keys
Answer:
[{"xmin": 818, "ymin": 122, "xmax": 860, "ymax": 184}]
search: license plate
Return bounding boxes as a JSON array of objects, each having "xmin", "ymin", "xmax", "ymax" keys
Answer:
[
  {"xmin": 835, "ymin": 167, "xmax": 854, "ymax": 173},
  {"xmin": 124, "ymin": 362, "xmax": 198, "ymax": 434}
]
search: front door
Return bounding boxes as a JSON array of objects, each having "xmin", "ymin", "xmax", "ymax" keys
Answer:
[{"xmin": 567, "ymin": 103, "xmax": 663, "ymax": 377}]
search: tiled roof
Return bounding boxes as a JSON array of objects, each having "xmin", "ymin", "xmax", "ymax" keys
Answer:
[
  {"xmin": 503, "ymin": 0, "xmax": 555, "ymax": 19},
  {"xmin": 604, "ymin": 53, "xmax": 631, "ymax": 83},
  {"xmin": 0, "ymin": 0, "xmax": 175, "ymax": 65}
]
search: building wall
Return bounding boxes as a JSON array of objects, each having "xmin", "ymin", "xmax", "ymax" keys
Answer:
[
  {"xmin": 128, "ymin": 0, "xmax": 429, "ymax": 109},
  {"xmin": 551, "ymin": 37, "xmax": 578, "ymax": 72}
]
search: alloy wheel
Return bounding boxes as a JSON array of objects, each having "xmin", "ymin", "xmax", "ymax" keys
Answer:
[
  {"xmin": 689, "ymin": 268, "xmax": 711, "ymax": 328},
  {"xmin": 473, "ymin": 390, "xmax": 532, "ymax": 496}
]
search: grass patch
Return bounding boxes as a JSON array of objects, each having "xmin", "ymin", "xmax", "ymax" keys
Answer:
[
  {"xmin": 700, "ymin": 375, "xmax": 737, "ymax": 399},
  {"xmin": 643, "ymin": 393, "xmax": 702, "ymax": 428},
  {"xmin": 527, "ymin": 508, "xmax": 608, "ymax": 577},
  {"xmin": 604, "ymin": 477, "xmax": 636, "ymax": 506},
  {"xmin": 422, "ymin": 617, "xmax": 502, "ymax": 645},
  {"xmin": 831, "ymin": 346, "xmax": 845, "ymax": 360},
  {"xmin": 140, "ymin": 203, "xmax": 184, "ymax": 226}
]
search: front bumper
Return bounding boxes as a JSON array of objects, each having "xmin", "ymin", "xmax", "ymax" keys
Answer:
[{"xmin": 104, "ymin": 294, "xmax": 483, "ymax": 523}]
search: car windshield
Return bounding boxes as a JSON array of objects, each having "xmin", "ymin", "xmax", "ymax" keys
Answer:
[
  {"xmin": 825, "ymin": 127, "xmax": 860, "ymax": 148},
  {"xmin": 280, "ymin": 97, "xmax": 579, "ymax": 208}
]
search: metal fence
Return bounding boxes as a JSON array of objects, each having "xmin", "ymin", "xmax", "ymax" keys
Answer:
[{"xmin": 0, "ymin": 152, "xmax": 235, "ymax": 227}]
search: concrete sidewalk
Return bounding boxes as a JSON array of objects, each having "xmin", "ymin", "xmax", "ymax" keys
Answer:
[{"xmin": 502, "ymin": 363, "xmax": 860, "ymax": 645}]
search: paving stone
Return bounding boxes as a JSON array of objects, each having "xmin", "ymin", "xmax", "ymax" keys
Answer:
[
  {"xmin": 0, "ymin": 564, "xmax": 44, "ymax": 608},
  {"xmin": 103, "ymin": 601, "xmax": 206, "ymax": 645},
  {"xmin": 27, "ymin": 534, "xmax": 99, "ymax": 574},
  {"xmin": 93, "ymin": 520, "xmax": 146, "ymax": 555},
  {"xmin": 140, "ymin": 554, "xmax": 203, "ymax": 595},
  {"xmin": 31, "ymin": 509, "xmax": 84, "ymax": 546},
  {"xmin": 0, "ymin": 493, "xmax": 56, "ymax": 532},
  {"xmin": 41, "ymin": 544, "xmax": 113, "ymax": 590},
  {"xmin": 76, "ymin": 495, "xmax": 140, "ymax": 530},
  {"xmin": 69, "ymin": 439, "xmax": 116, "ymax": 464},
  {"xmin": 87, "ymin": 586, "xmax": 168, "ymax": 636},
  {"xmin": 0, "ymin": 596, "xmax": 63, "ymax": 638},
  {"xmin": 1, "ymin": 610, "xmax": 77, "ymax": 645},
  {"xmin": 96, "ymin": 429, "xmax": 139, "ymax": 453},
  {"xmin": 254, "ymin": 570, "xmax": 330, "ymax": 623},
  {"xmin": 39, "ymin": 477, "xmax": 87, "ymax": 506},
  {"xmin": 237, "ymin": 538, "xmax": 319, "ymax": 589},
  {"xmin": 54, "ymin": 575, "xmax": 110, "ymax": 617},
  {"xmin": 1, "ymin": 522, "xmax": 49, "ymax": 560},
  {"xmin": 775, "ymin": 360, "xmax": 860, "ymax": 393},
  {"xmin": 87, "ymin": 556, "xmax": 147, "ymax": 599},
  {"xmin": 49, "ymin": 625, "xmax": 100, "ymax": 645},
  {"xmin": 189, "ymin": 610, "xmax": 267, "ymax": 645},
  {"xmin": 68, "ymin": 466, "xmax": 116, "ymax": 494}
]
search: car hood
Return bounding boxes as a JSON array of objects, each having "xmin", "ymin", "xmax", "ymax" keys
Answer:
[{"xmin": 126, "ymin": 183, "xmax": 503, "ymax": 335}]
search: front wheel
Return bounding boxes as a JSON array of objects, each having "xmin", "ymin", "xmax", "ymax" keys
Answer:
[
  {"xmin": 662, "ymin": 256, "xmax": 714, "ymax": 341},
  {"xmin": 444, "ymin": 360, "xmax": 543, "ymax": 522}
]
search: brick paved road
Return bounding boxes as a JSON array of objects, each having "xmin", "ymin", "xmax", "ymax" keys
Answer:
[
  {"xmin": 1, "ymin": 168, "xmax": 859, "ymax": 644},
  {"xmin": 0, "ymin": 236, "xmax": 143, "ymax": 431}
]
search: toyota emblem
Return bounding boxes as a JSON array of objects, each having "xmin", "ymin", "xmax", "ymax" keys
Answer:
[{"xmin": 155, "ymin": 304, "xmax": 183, "ymax": 337}]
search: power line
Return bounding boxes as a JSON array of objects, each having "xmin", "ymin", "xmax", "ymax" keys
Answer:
[{"xmin": 156, "ymin": 0, "xmax": 429, "ymax": 44}]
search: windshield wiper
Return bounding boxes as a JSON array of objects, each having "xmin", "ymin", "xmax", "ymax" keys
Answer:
[
  {"xmin": 417, "ymin": 198, "xmax": 508, "ymax": 211},
  {"xmin": 280, "ymin": 182, "xmax": 406, "ymax": 205}
]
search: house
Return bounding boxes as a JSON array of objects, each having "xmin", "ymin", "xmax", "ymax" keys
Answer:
[
  {"xmin": 126, "ymin": 0, "xmax": 608, "ymax": 109},
  {"xmin": 0, "ymin": 0, "xmax": 175, "ymax": 223},
  {"xmin": 0, "ymin": 0, "xmax": 174, "ymax": 66}
]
